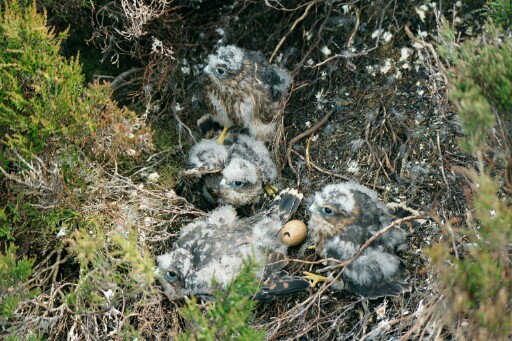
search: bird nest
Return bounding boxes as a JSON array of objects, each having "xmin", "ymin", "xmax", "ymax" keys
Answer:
[
  {"xmin": 3, "ymin": 0, "xmax": 497, "ymax": 340},
  {"xmin": 135, "ymin": 1, "xmax": 485, "ymax": 339}
]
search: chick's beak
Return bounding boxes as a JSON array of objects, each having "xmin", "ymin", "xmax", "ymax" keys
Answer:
[
  {"xmin": 307, "ymin": 203, "xmax": 319, "ymax": 214},
  {"xmin": 219, "ymin": 178, "xmax": 228, "ymax": 188}
]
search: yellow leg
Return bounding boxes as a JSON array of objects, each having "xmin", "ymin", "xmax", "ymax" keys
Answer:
[
  {"xmin": 307, "ymin": 245, "xmax": 316, "ymax": 250},
  {"xmin": 216, "ymin": 126, "xmax": 230, "ymax": 144},
  {"xmin": 264, "ymin": 183, "xmax": 279, "ymax": 197},
  {"xmin": 303, "ymin": 271, "xmax": 328, "ymax": 288}
]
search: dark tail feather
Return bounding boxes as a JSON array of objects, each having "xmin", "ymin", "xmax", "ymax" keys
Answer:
[
  {"xmin": 268, "ymin": 188, "xmax": 303, "ymax": 223},
  {"xmin": 197, "ymin": 114, "xmax": 224, "ymax": 138},
  {"xmin": 254, "ymin": 271, "xmax": 310, "ymax": 303}
]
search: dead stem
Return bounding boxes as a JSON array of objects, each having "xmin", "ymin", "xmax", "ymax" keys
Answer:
[
  {"xmin": 269, "ymin": 1, "xmax": 317, "ymax": 63},
  {"xmin": 287, "ymin": 110, "xmax": 334, "ymax": 184},
  {"xmin": 317, "ymin": 215, "xmax": 426, "ymax": 273}
]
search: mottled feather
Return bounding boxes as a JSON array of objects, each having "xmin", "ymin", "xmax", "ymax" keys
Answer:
[
  {"xmin": 203, "ymin": 45, "xmax": 292, "ymax": 141},
  {"xmin": 308, "ymin": 182, "xmax": 410, "ymax": 298},
  {"xmin": 184, "ymin": 132, "xmax": 277, "ymax": 206},
  {"xmin": 156, "ymin": 189, "xmax": 307, "ymax": 301}
]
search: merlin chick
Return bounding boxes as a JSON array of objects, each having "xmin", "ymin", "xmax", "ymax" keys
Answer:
[
  {"xmin": 155, "ymin": 188, "xmax": 309, "ymax": 301},
  {"xmin": 203, "ymin": 45, "xmax": 292, "ymax": 142},
  {"xmin": 184, "ymin": 133, "xmax": 277, "ymax": 206},
  {"xmin": 305, "ymin": 182, "xmax": 411, "ymax": 299}
]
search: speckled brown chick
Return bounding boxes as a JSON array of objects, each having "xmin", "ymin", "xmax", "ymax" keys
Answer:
[{"xmin": 203, "ymin": 45, "xmax": 292, "ymax": 142}]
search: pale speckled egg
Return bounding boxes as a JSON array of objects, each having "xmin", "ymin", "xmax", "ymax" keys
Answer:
[{"xmin": 280, "ymin": 220, "xmax": 308, "ymax": 247}]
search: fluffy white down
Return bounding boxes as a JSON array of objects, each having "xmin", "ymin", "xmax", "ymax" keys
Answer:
[
  {"xmin": 272, "ymin": 65, "xmax": 293, "ymax": 95},
  {"xmin": 345, "ymin": 250, "xmax": 400, "ymax": 286},
  {"xmin": 342, "ymin": 181, "xmax": 389, "ymax": 213},
  {"xmin": 206, "ymin": 92, "xmax": 232, "ymax": 127},
  {"xmin": 195, "ymin": 254, "xmax": 244, "ymax": 288},
  {"xmin": 314, "ymin": 183, "xmax": 355, "ymax": 213},
  {"xmin": 208, "ymin": 45, "xmax": 244, "ymax": 71},
  {"xmin": 235, "ymin": 135, "xmax": 277, "ymax": 182},
  {"xmin": 324, "ymin": 237, "xmax": 358, "ymax": 260},
  {"xmin": 208, "ymin": 205, "xmax": 238, "ymax": 227},
  {"xmin": 240, "ymin": 95, "xmax": 255, "ymax": 130},
  {"xmin": 313, "ymin": 181, "xmax": 386, "ymax": 214},
  {"xmin": 178, "ymin": 251, "xmax": 193, "ymax": 278},
  {"xmin": 251, "ymin": 217, "xmax": 287, "ymax": 254},
  {"xmin": 188, "ymin": 140, "xmax": 228, "ymax": 168},
  {"xmin": 179, "ymin": 220, "xmax": 204, "ymax": 238},
  {"xmin": 156, "ymin": 253, "xmax": 173, "ymax": 271},
  {"xmin": 222, "ymin": 158, "xmax": 259, "ymax": 184}
]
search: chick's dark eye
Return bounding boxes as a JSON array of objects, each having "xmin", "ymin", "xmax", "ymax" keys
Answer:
[
  {"xmin": 167, "ymin": 271, "xmax": 176, "ymax": 278},
  {"xmin": 216, "ymin": 68, "xmax": 225, "ymax": 75},
  {"xmin": 321, "ymin": 207, "xmax": 334, "ymax": 215},
  {"xmin": 234, "ymin": 181, "xmax": 243, "ymax": 187}
]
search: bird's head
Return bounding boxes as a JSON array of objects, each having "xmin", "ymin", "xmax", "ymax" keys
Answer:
[
  {"xmin": 220, "ymin": 158, "xmax": 259, "ymax": 188},
  {"xmin": 307, "ymin": 182, "xmax": 366, "ymax": 236},
  {"xmin": 204, "ymin": 45, "xmax": 245, "ymax": 83},
  {"xmin": 155, "ymin": 249, "xmax": 192, "ymax": 299},
  {"xmin": 217, "ymin": 158, "xmax": 262, "ymax": 206}
]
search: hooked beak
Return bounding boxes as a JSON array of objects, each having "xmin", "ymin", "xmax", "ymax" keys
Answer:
[
  {"xmin": 203, "ymin": 65, "xmax": 212, "ymax": 75},
  {"xmin": 219, "ymin": 178, "xmax": 228, "ymax": 188},
  {"xmin": 307, "ymin": 203, "xmax": 319, "ymax": 214}
]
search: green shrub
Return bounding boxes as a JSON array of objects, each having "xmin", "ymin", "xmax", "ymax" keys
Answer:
[
  {"xmin": 0, "ymin": 1, "xmax": 156, "ymax": 338},
  {"xmin": 0, "ymin": 0, "xmax": 153, "ymax": 242},
  {"xmin": 485, "ymin": 0, "xmax": 512, "ymax": 29},
  {"xmin": 430, "ymin": 17, "xmax": 512, "ymax": 339},
  {"xmin": 0, "ymin": 244, "xmax": 35, "ymax": 319},
  {"xmin": 178, "ymin": 259, "xmax": 266, "ymax": 341},
  {"xmin": 0, "ymin": 0, "xmax": 84, "ymax": 156},
  {"xmin": 65, "ymin": 224, "xmax": 156, "ymax": 313},
  {"xmin": 0, "ymin": 0, "xmax": 153, "ymax": 165},
  {"xmin": 438, "ymin": 18, "xmax": 511, "ymax": 153}
]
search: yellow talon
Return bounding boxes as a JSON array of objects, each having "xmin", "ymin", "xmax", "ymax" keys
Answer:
[
  {"xmin": 303, "ymin": 271, "xmax": 328, "ymax": 288},
  {"xmin": 216, "ymin": 126, "xmax": 230, "ymax": 144},
  {"xmin": 264, "ymin": 184, "xmax": 279, "ymax": 197},
  {"xmin": 307, "ymin": 245, "xmax": 316, "ymax": 250}
]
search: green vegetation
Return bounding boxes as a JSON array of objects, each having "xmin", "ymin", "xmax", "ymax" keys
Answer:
[
  {"xmin": 0, "ymin": 0, "xmax": 152, "ymax": 162},
  {"xmin": 485, "ymin": 0, "xmax": 512, "ymax": 29},
  {"xmin": 0, "ymin": 244, "xmax": 35, "ymax": 320},
  {"xmin": 430, "ymin": 14, "xmax": 512, "ymax": 339},
  {"xmin": 0, "ymin": 0, "xmax": 83, "ymax": 156},
  {"xmin": 0, "ymin": 0, "xmax": 156, "ymax": 337},
  {"xmin": 178, "ymin": 259, "xmax": 266, "ymax": 341},
  {"xmin": 1, "ymin": 0, "xmax": 510, "ymax": 338}
]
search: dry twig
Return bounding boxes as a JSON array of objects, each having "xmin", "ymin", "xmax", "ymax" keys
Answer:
[
  {"xmin": 318, "ymin": 215, "xmax": 425, "ymax": 273},
  {"xmin": 269, "ymin": 1, "xmax": 317, "ymax": 63},
  {"xmin": 286, "ymin": 110, "xmax": 334, "ymax": 184}
]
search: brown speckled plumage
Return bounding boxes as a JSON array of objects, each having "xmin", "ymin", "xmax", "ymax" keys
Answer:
[{"xmin": 203, "ymin": 45, "xmax": 292, "ymax": 141}]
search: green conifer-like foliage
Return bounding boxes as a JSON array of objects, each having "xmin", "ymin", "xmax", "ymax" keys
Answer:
[
  {"xmin": 429, "ymin": 13, "xmax": 512, "ymax": 339},
  {"xmin": 0, "ymin": 0, "xmax": 84, "ymax": 155},
  {"xmin": 0, "ymin": 2, "xmax": 158, "ymax": 337},
  {"xmin": 0, "ymin": 244, "xmax": 35, "ymax": 320},
  {"xmin": 178, "ymin": 258, "xmax": 266, "ymax": 341}
]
